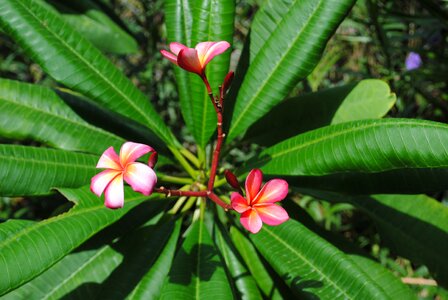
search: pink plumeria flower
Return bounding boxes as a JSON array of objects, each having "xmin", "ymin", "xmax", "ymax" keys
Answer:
[
  {"xmin": 231, "ymin": 169, "xmax": 289, "ymax": 234},
  {"xmin": 91, "ymin": 142, "xmax": 157, "ymax": 209},
  {"xmin": 160, "ymin": 41, "xmax": 230, "ymax": 76}
]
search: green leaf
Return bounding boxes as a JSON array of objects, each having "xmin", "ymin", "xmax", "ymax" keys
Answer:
[
  {"xmin": 0, "ymin": 78, "xmax": 124, "ymax": 155},
  {"xmin": 3, "ymin": 246, "xmax": 122, "ymax": 300},
  {"xmin": 245, "ymin": 79, "xmax": 396, "ymax": 146},
  {"xmin": 0, "ymin": 220, "xmax": 35, "ymax": 240},
  {"xmin": 213, "ymin": 223, "xmax": 263, "ymax": 300},
  {"xmin": 250, "ymin": 219, "xmax": 393, "ymax": 299},
  {"xmin": 165, "ymin": 0, "xmax": 194, "ymax": 133},
  {"xmin": 188, "ymin": 0, "xmax": 234, "ymax": 147},
  {"xmin": 229, "ymin": 226, "xmax": 284, "ymax": 300},
  {"xmin": 160, "ymin": 218, "xmax": 233, "ymax": 300},
  {"xmin": 127, "ymin": 218, "xmax": 182, "ymax": 300},
  {"xmin": 99, "ymin": 218, "xmax": 183, "ymax": 300},
  {"xmin": 228, "ymin": 0, "xmax": 356, "ymax": 141},
  {"xmin": 0, "ymin": 0, "xmax": 176, "ymax": 145},
  {"xmin": 353, "ymin": 194, "xmax": 448, "ymax": 286},
  {"xmin": 0, "ymin": 186, "xmax": 162, "ymax": 295},
  {"xmin": 246, "ymin": 119, "xmax": 448, "ymax": 194},
  {"xmin": 0, "ymin": 145, "xmax": 97, "ymax": 196}
]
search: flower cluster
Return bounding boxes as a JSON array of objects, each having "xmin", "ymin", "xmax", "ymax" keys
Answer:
[{"xmin": 90, "ymin": 41, "xmax": 290, "ymax": 233}]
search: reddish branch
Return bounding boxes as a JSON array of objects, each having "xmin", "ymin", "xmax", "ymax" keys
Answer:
[{"xmin": 154, "ymin": 73, "xmax": 231, "ymax": 211}]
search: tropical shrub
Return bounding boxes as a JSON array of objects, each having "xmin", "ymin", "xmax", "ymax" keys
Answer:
[{"xmin": 0, "ymin": 0, "xmax": 447, "ymax": 299}]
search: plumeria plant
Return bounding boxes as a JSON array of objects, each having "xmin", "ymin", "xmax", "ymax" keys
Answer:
[{"xmin": 0, "ymin": 0, "xmax": 447, "ymax": 299}]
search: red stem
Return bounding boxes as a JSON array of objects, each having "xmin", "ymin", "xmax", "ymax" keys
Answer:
[{"xmin": 154, "ymin": 187, "xmax": 207, "ymax": 197}]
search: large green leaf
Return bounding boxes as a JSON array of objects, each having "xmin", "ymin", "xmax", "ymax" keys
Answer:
[
  {"xmin": 354, "ymin": 194, "xmax": 448, "ymax": 286},
  {"xmin": 284, "ymin": 201, "xmax": 416, "ymax": 299},
  {"xmin": 250, "ymin": 219, "xmax": 393, "ymax": 299},
  {"xmin": 229, "ymin": 226, "xmax": 284, "ymax": 300},
  {"xmin": 0, "ymin": 186, "xmax": 162, "ymax": 295},
  {"xmin": 127, "ymin": 218, "xmax": 182, "ymax": 300},
  {"xmin": 245, "ymin": 79, "xmax": 396, "ymax": 146},
  {"xmin": 245, "ymin": 119, "xmax": 448, "ymax": 194},
  {"xmin": 0, "ymin": 0, "xmax": 176, "ymax": 146},
  {"xmin": 160, "ymin": 218, "xmax": 233, "ymax": 300},
  {"xmin": 0, "ymin": 79, "xmax": 124, "ymax": 155},
  {"xmin": 227, "ymin": 0, "xmax": 356, "ymax": 141},
  {"xmin": 165, "ymin": 0, "xmax": 194, "ymax": 134},
  {"xmin": 213, "ymin": 222, "xmax": 262, "ymax": 300},
  {"xmin": 0, "ymin": 145, "xmax": 97, "ymax": 196},
  {"xmin": 188, "ymin": 0, "xmax": 234, "ymax": 147}
]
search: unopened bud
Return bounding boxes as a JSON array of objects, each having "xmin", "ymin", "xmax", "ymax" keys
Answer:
[
  {"xmin": 148, "ymin": 152, "xmax": 158, "ymax": 168},
  {"xmin": 222, "ymin": 71, "xmax": 234, "ymax": 94},
  {"xmin": 224, "ymin": 169, "xmax": 241, "ymax": 191}
]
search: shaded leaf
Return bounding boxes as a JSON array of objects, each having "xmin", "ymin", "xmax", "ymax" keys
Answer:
[
  {"xmin": 244, "ymin": 80, "xmax": 396, "ymax": 146},
  {"xmin": 160, "ymin": 218, "xmax": 233, "ymax": 299}
]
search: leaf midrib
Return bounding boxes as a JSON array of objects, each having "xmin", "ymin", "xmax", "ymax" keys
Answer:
[
  {"xmin": 195, "ymin": 220, "xmax": 203, "ymax": 300},
  {"xmin": 230, "ymin": 0, "xmax": 324, "ymax": 136}
]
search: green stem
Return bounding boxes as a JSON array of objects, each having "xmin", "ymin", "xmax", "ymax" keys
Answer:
[
  {"xmin": 197, "ymin": 146, "xmax": 207, "ymax": 168},
  {"xmin": 180, "ymin": 148, "xmax": 200, "ymax": 168},
  {"xmin": 158, "ymin": 173, "xmax": 194, "ymax": 185},
  {"xmin": 168, "ymin": 145, "xmax": 197, "ymax": 179},
  {"xmin": 214, "ymin": 176, "xmax": 227, "ymax": 188}
]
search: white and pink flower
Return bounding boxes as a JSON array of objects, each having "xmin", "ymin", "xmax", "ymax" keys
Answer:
[{"xmin": 91, "ymin": 142, "xmax": 157, "ymax": 209}]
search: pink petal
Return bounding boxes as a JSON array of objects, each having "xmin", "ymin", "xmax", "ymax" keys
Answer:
[
  {"xmin": 123, "ymin": 162, "xmax": 157, "ymax": 196},
  {"xmin": 255, "ymin": 204, "xmax": 289, "ymax": 226},
  {"xmin": 198, "ymin": 41, "xmax": 231, "ymax": 66},
  {"xmin": 245, "ymin": 169, "xmax": 263, "ymax": 202},
  {"xmin": 104, "ymin": 174, "xmax": 124, "ymax": 209},
  {"xmin": 160, "ymin": 50, "xmax": 178, "ymax": 65},
  {"xmin": 231, "ymin": 192, "xmax": 249, "ymax": 213},
  {"xmin": 252, "ymin": 179, "xmax": 289, "ymax": 205},
  {"xmin": 91, "ymin": 169, "xmax": 122, "ymax": 197},
  {"xmin": 96, "ymin": 146, "xmax": 121, "ymax": 170},
  {"xmin": 119, "ymin": 142, "xmax": 154, "ymax": 167},
  {"xmin": 240, "ymin": 209, "xmax": 262, "ymax": 234},
  {"xmin": 177, "ymin": 48, "xmax": 203, "ymax": 75},
  {"xmin": 170, "ymin": 42, "xmax": 188, "ymax": 55}
]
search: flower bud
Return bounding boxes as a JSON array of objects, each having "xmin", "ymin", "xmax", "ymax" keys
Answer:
[{"xmin": 224, "ymin": 169, "xmax": 241, "ymax": 191}]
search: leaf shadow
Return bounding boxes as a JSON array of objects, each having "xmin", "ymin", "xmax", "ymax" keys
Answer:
[{"xmin": 283, "ymin": 273, "xmax": 324, "ymax": 300}]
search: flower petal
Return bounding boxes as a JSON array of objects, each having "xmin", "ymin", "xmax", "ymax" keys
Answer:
[
  {"xmin": 170, "ymin": 42, "xmax": 187, "ymax": 55},
  {"xmin": 255, "ymin": 204, "xmax": 289, "ymax": 226},
  {"xmin": 252, "ymin": 179, "xmax": 289, "ymax": 205},
  {"xmin": 160, "ymin": 50, "xmax": 178, "ymax": 65},
  {"xmin": 177, "ymin": 48, "xmax": 203, "ymax": 75},
  {"xmin": 104, "ymin": 173, "xmax": 124, "ymax": 209},
  {"xmin": 199, "ymin": 41, "xmax": 230, "ymax": 66},
  {"xmin": 96, "ymin": 146, "xmax": 121, "ymax": 170},
  {"xmin": 124, "ymin": 162, "xmax": 157, "ymax": 196},
  {"xmin": 231, "ymin": 192, "xmax": 249, "ymax": 213},
  {"xmin": 91, "ymin": 169, "xmax": 121, "ymax": 197},
  {"xmin": 245, "ymin": 169, "xmax": 263, "ymax": 201},
  {"xmin": 119, "ymin": 142, "xmax": 153, "ymax": 166},
  {"xmin": 240, "ymin": 209, "xmax": 262, "ymax": 234}
]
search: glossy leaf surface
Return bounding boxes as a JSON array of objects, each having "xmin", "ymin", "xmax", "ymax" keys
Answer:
[
  {"xmin": 228, "ymin": 0, "xmax": 356, "ymax": 141},
  {"xmin": 246, "ymin": 119, "xmax": 448, "ymax": 194},
  {"xmin": 250, "ymin": 219, "xmax": 391, "ymax": 299},
  {"xmin": 0, "ymin": 145, "xmax": 97, "ymax": 196},
  {"xmin": 0, "ymin": 79, "xmax": 124, "ymax": 155},
  {"xmin": 160, "ymin": 219, "xmax": 233, "ymax": 299},
  {"xmin": 0, "ymin": 0, "xmax": 176, "ymax": 145},
  {"xmin": 0, "ymin": 186, "xmax": 161, "ymax": 295}
]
